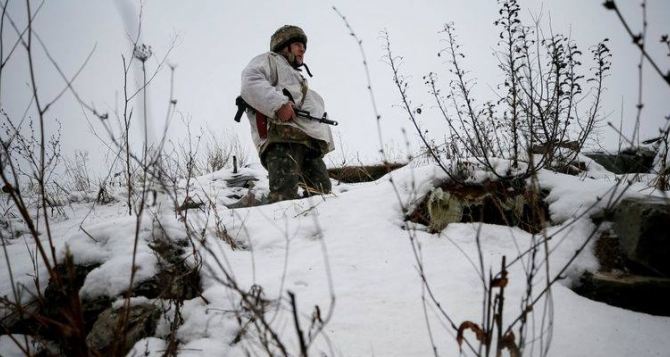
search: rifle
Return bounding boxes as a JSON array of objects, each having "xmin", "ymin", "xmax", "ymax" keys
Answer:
[
  {"xmin": 282, "ymin": 88, "xmax": 338, "ymax": 126},
  {"xmin": 233, "ymin": 91, "xmax": 338, "ymax": 126}
]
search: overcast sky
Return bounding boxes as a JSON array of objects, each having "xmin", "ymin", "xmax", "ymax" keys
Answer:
[{"xmin": 3, "ymin": 0, "xmax": 669, "ymax": 173}]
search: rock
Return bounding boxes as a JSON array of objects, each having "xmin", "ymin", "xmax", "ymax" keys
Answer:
[
  {"xmin": 4, "ymin": 232, "xmax": 201, "ymax": 354},
  {"xmin": 574, "ymin": 271, "xmax": 670, "ymax": 316},
  {"xmin": 4, "ymin": 259, "xmax": 110, "ymax": 354},
  {"xmin": 132, "ymin": 266, "xmax": 200, "ymax": 300},
  {"xmin": 80, "ymin": 296, "xmax": 114, "ymax": 332},
  {"xmin": 41, "ymin": 260, "xmax": 107, "ymax": 337},
  {"xmin": 86, "ymin": 302, "xmax": 160, "ymax": 355},
  {"xmin": 584, "ymin": 147, "xmax": 655, "ymax": 174},
  {"xmin": 140, "ymin": 237, "xmax": 202, "ymax": 300},
  {"xmin": 43, "ymin": 262, "xmax": 100, "ymax": 308},
  {"xmin": 427, "ymin": 188, "xmax": 463, "ymax": 232},
  {"xmin": 593, "ymin": 229, "xmax": 625, "ymax": 273},
  {"xmin": 613, "ymin": 197, "xmax": 670, "ymax": 276}
]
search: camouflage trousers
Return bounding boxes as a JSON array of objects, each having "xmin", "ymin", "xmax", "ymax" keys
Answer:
[{"xmin": 261, "ymin": 142, "xmax": 332, "ymax": 203}]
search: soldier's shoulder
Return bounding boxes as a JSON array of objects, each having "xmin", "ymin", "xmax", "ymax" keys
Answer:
[{"xmin": 245, "ymin": 52, "xmax": 272, "ymax": 66}]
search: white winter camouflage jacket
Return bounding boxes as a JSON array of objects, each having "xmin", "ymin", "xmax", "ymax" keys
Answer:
[{"xmin": 240, "ymin": 52, "xmax": 335, "ymax": 155}]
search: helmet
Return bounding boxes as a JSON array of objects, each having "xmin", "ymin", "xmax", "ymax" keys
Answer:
[{"xmin": 270, "ymin": 25, "xmax": 307, "ymax": 52}]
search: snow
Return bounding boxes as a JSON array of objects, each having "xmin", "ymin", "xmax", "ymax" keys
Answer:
[
  {"xmin": 0, "ymin": 335, "xmax": 43, "ymax": 357},
  {"xmin": 2, "ymin": 161, "xmax": 670, "ymax": 356},
  {"xmin": 64, "ymin": 216, "xmax": 160, "ymax": 300},
  {"xmin": 126, "ymin": 337, "xmax": 166, "ymax": 357}
]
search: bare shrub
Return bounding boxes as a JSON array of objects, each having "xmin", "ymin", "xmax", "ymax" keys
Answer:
[
  {"xmin": 334, "ymin": 1, "xmax": 646, "ymax": 356},
  {"xmin": 63, "ymin": 150, "xmax": 92, "ymax": 192},
  {"xmin": 603, "ymin": 0, "xmax": 670, "ymax": 192},
  {"xmin": 1, "ymin": 3, "xmax": 322, "ymax": 355},
  {"xmin": 205, "ymin": 136, "xmax": 229, "ymax": 173},
  {"xmin": 383, "ymin": 0, "xmax": 611, "ymax": 181},
  {"xmin": 202, "ymin": 130, "xmax": 249, "ymax": 173}
]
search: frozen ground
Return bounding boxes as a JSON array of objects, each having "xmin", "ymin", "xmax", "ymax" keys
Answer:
[{"xmin": 1, "ymin": 159, "xmax": 670, "ymax": 356}]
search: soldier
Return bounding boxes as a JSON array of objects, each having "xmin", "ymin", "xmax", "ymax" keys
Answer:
[{"xmin": 240, "ymin": 25, "xmax": 334, "ymax": 203}]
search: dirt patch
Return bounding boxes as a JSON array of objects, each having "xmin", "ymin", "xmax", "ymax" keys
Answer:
[{"xmin": 328, "ymin": 163, "xmax": 405, "ymax": 183}]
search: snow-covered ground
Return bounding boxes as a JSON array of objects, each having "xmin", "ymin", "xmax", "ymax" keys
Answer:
[{"xmin": 2, "ymin": 159, "xmax": 670, "ymax": 356}]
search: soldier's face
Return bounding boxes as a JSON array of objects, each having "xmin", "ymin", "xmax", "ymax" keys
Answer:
[{"xmin": 289, "ymin": 42, "xmax": 305, "ymax": 65}]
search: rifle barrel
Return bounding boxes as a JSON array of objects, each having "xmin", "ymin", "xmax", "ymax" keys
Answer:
[{"xmin": 295, "ymin": 110, "xmax": 338, "ymax": 126}]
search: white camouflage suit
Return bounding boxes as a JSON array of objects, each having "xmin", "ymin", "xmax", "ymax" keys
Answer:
[
  {"xmin": 240, "ymin": 51, "xmax": 334, "ymax": 156},
  {"xmin": 240, "ymin": 51, "xmax": 335, "ymax": 201}
]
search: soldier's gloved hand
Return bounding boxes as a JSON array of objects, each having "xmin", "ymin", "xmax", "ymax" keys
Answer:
[{"xmin": 276, "ymin": 102, "xmax": 295, "ymax": 122}]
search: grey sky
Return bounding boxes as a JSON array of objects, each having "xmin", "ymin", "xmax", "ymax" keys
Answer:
[{"xmin": 3, "ymin": 0, "xmax": 669, "ymax": 173}]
